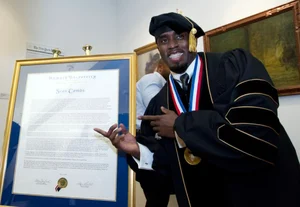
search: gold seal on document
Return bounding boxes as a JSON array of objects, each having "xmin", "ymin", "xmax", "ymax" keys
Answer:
[
  {"xmin": 58, "ymin": 177, "xmax": 68, "ymax": 188},
  {"xmin": 184, "ymin": 148, "xmax": 201, "ymax": 165}
]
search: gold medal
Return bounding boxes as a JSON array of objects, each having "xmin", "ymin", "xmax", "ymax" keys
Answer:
[
  {"xmin": 58, "ymin": 177, "xmax": 68, "ymax": 189},
  {"xmin": 184, "ymin": 148, "xmax": 201, "ymax": 165}
]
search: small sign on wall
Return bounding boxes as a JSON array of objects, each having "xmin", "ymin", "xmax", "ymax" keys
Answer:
[
  {"xmin": 0, "ymin": 93, "xmax": 9, "ymax": 100},
  {"xmin": 26, "ymin": 42, "xmax": 64, "ymax": 59}
]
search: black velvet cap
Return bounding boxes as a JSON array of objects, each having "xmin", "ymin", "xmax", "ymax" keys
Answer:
[{"xmin": 149, "ymin": 12, "xmax": 205, "ymax": 38}]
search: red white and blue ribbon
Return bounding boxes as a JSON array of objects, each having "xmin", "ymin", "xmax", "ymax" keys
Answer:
[{"xmin": 169, "ymin": 55, "xmax": 203, "ymax": 115}]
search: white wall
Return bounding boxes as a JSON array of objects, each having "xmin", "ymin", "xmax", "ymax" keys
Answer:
[
  {"xmin": 9, "ymin": 0, "xmax": 118, "ymax": 56},
  {"xmin": 0, "ymin": 0, "xmax": 118, "ymax": 152},
  {"xmin": 115, "ymin": 0, "xmax": 300, "ymax": 206},
  {"xmin": 0, "ymin": 0, "xmax": 27, "ymax": 156}
]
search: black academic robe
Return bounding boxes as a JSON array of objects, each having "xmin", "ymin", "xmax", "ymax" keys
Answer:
[{"xmin": 128, "ymin": 49, "xmax": 300, "ymax": 207}]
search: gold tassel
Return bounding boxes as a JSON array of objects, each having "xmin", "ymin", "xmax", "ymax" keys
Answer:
[
  {"xmin": 189, "ymin": 28, "xmax": 197, "ymax": 52},
  {"xmin": 179, "ymin": 13, "xmax": 198, "ymax": 52}
]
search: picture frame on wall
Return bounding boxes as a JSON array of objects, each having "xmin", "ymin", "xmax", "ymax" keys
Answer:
[
  {"xmin": 203, "ymin": 0, "xmax": 300, "ymax": 96},
  {"xmin": 0, "ymin": 53, "xmax": 136, "ymax": 207},
  {"xmin": 134, "ymin": 42, "xmax": 160, "ymax": 81}
]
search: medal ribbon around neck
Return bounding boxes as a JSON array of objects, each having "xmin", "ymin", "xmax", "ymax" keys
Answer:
[{"xmin": 169, "ymin": 55, "xmax": 204, "ymax": 115}]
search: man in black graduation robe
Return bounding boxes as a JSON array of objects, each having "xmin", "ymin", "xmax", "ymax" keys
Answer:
[
  {"xmin": 95, "ymin": 12, "xmax": 300, "ymax": 207},
  {"xmin": 129, "ymin": 49, "xmax": 300, "ymax": 207}
]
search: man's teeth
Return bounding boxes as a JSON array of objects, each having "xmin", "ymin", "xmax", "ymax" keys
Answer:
[{"xmin": 169, "ymin": 53, "xmax": 183, "ymax": 59}]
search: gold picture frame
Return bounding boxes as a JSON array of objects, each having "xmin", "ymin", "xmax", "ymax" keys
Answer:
[
  {"xmin": 203, "ymin": 0, "xmax": 300, "ymax": 96},
  {"xmin": 134, "ymin": 42, "xmax": 160, "ymax": 81}
]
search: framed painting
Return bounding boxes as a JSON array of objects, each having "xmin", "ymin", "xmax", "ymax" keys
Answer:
[
  {"xmin": 203, "ymin": 0, "xmax": 300, "ymax": 96},
  {"xmin": 134, "ymin": 42, "xmax": 160, "ymax": 81},
  {"xmin": 0, "ymin": 53, "xmax": 136, "ymax": 207}
]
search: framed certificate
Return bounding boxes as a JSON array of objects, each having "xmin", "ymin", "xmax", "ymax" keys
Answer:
[{"xmin": 0, "ymin": 53, "xmax": 136, "ymax": 207}]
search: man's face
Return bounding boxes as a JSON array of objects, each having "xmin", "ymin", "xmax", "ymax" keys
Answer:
[{"xmin": 156, "ymin": 31, "xmax": 196, "ymax": 74}]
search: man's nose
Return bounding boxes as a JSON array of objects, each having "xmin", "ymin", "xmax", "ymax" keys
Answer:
[{"xmin": 168, "ymin": 38, "xmax": 179, "ymax": 49}]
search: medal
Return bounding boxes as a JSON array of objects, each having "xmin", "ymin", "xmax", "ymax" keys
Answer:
[
  {"xmin": 55, "ymin": 177, "xmax": 68, "ymax": 192},
  {"xmin": 169, "ymin": 55, "xmax": 204, "ymax": 165},
  {"xmin": 184, "ymin": 148, "xmax": 201, "ymax": 165}
]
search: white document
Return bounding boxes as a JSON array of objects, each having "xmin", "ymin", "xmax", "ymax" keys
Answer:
[{"xmin": 13, "ymin": 70, "xmax": 119, "ymax": 201}]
